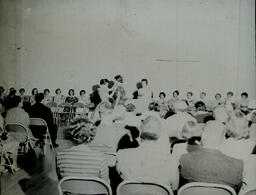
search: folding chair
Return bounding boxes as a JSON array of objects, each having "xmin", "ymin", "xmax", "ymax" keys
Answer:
[
  {"xmin": 29, "ymin": 118, "xmax": 54, "ymax": 154},
  {"xmin": 0, "ymin": 126, "xmax": 15, "ymax": 174},
  {"xmin": 178, "ymin": 182, "xmax": 237, "ymax": 195},
  {"xmin": 117, "ymin": 181, "xmax": 174, "ymax": 195},
  {"xmin": 57, "ymin": 102, "xmax": 72, "ymax": 125},
  {"xmin": 58, "ymin": 176, "xmax": 112, "ymax": 195},
  {"xmin": 170, "ymin": 138, "xmax": 186, "ymax": 154},
  {"xmin": 72, "ymin": 102, "xmax": 87, "ymax": 118},
  {"xmin": 4, "ymin": 123, "xmax": 36, "ymax": 155},
  {"xmin": 47, "ymin": 102, "xmax": 58, "ymax": 123}
]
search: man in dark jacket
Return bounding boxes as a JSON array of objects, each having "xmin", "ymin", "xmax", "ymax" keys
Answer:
[{"xmin": 29, "ymin": 93, "xmax": 58, "ymax": 147}]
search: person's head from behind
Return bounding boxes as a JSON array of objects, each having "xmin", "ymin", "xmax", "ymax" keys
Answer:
[
  {"xmin": 213, "ymin": 107, "xmax": 229, "ymax": 124},
  {"xmin": 141, "ymin": 79, "xmax": 148, "ymax": 88},
  {"xmin": 215, "ymin": 93, "xmax": 222, "ymax": 101},
  {"xmin": 68, "ymin": 89, "xmax": 75, "ymax": 96},
  {"xmin": 136, "ymin": 82, "xmax": 142, "ymax": 90},
  {"xmin": 195, "ymin": 101, "xmax": 206, "ymax": 112},
  {"xmin": 68, "ymin": 117, "xmax": 96, "ymax": 145},
  {"xmin": 202, "ymin": 121, "xmax": 226, "ymax": 148},
  {"xmin": 9, "ymin": 96, "xmax": 22, "ymax": 108},
  {"xmin": 241, "ymin": 92, "xmax": 248, "ymax": 100},
  {"xmin": 226, "ymin": 111, "xmax": 249, "ymax": 139},
  {"xmin": 35, "ymin": 93, "xmax": 44, "ymax": 103},
  {"xmin": 114, "ymin": 75, "xmax": 123, "ymax": 83},
  {"xmin": 141, "ymin": 116, "xmax": 161, "ymax": 141},
  {"xmin": 100, "ymin": 79, "xmax": 109, "ymax": 86},
  {"xmin": 173, "ymin": 100, "xmax": 188, "ymax": 113},
  {"xmin": 148, "ymin": 102, "xmax": 160, "ymax": 112},
  {"xmin": 80, "ymin": 90, "xmax": 86, "ymax": 97},
  {"xmin": 55, "ymin": 88, "xmax": 61, "ymax": 95},
  {"xmin": 44, "ymin": 89, "xmax": 50, "ymax": 96},
  {"xmin": 9, "ymin": 87, "xmax": 15, "ymax": 93},
  {"xmin": 200, "ymin": 92, "xmax": 206, "ymax": 99},
  {"xmin": 187, "ymin": 92, "xmax": 193, "ymax": 99},
  {"xmin": 182, "ymin": 121, "xmax": 202, "ymax": 140},
  {"xmin": 9, "ymin": 89, "xmax": 16, "ymax": 97},
  {"xmin": 0, "ymin": 86, "xmax": 4, "ymax": 94},
  {"xmin": 32, "ymin": 88, "xmax": 38, "ymax": 96},
  {"xmin": 159, "ymin": 92, "xmax": 166, "ymax": 99},
  {"xmin": 227, "ymin": 91, "xmax": 234, "ymax": 99},
  {"xmin": 173, "ymin": 90, "xmax": 179, "ymax": 98},
  {"xmin": 19, "ymin": 88, "xmax": 25, "ymax": 95}
]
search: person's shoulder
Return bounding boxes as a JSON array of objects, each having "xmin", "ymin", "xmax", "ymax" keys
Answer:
[{"xmin": 117, "ymin": 148, "xmax": 135, "ymax": 159}]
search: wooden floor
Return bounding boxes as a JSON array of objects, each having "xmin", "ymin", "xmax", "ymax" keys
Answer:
[{"xmin": 1, "ymin": 127, "xmax": 73, "ymax": 195}]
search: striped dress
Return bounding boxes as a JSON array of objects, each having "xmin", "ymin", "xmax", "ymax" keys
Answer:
[{"xmin": 56, "ymin": 145, "xmax": 109, "ymax": 182}]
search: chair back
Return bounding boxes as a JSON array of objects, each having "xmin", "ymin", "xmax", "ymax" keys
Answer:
[
  {"xmin": 117, "ymin": 181, "xmax": 173, "ymax": 195},
  {"xmin": 243, "ymin": 190, "xmax": 256, "ymax": 195},
  {"xmin": 4, "ymin": 123, "xmax": 30, "ymax": 143},
  {"xmin": 178, "ymin": 182, "xmax": 237, "ymax": 195},
  {"xmin": 170, "ymin": 138, "xmax": 186, "ymax": 154},
  {"xmin": 73, "ymin": 102, "xmax": 85, "ymax": 108},
  {"xmin": 58, "ymin": 176, "xmax": 112, "ymax": 195},
  {"xmin": 58, "ymin": 102, "xmax": 72, "ymax": 108},
  {"xmin": 30, "ymin": 118, "xmax": 48, "ymax": 127}
]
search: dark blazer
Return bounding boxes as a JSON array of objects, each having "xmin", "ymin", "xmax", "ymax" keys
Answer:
[
  {"xmin": 29, "ymin": 103, "xmax": 54, "ymax": 127},
  {"xmin": 180, "ymin": 148, "xmax": 243, "ymax": 192}
]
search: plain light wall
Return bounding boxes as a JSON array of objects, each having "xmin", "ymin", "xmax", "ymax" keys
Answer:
[{"xmin": 0, "ymin": 0, "xmax": 255, "ymax": 100}]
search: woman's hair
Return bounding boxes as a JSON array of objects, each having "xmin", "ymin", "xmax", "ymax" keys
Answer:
[
  {"xmin": 19, "ymin": 88, "xmax": 25, "ymax": 93},
  {"xmin": 44, "ymin": 89, "xmax": 50, "ymax": 94},
  {"xmin": 173, "ymin": 90, "xmax": 179, "ymax": 96},
  {"xmin": 32, "ymin": 88, "xmax": 38, "ymax": 95},
  {"xmin": 100, "ymin": 79, "xmax": 109, "ymax": 85},
  {"xmin": 55, "ymin": 88, "xmax": 61, "ymax": 94},
  {"xmin": 68, "ymin": 89, "xmax": 75, "ymax": 96},
  {"xmin": 141, "ymin": 79, "xmax": 148, "ymax": 85},
  {"xmin": 215, "ymin": 93, "xmax": 222, "ymax": 98},
  {"xmin": 227, "ymin": 91, "xmax": 234, "ymax": 96},
  {"xmin": 187, "ymin": 91, "xmax": 193, "ymax": 96},
  {"xmin": 136, "ymin": 82, "xmax": 142, "ymax": 89},
  {"xmin": 241, "ymin": 92, "xmax": 248, "ymax": 98},
  {"xmin": 195, "ymin": 101, "xmax": 206, "ymax": 111},
  {"xmin": 159, "ymin": 92, "xmax": 166, "ymax": 98},
  {"xmin": 80, "ymin": 90, "xmax": 86, "ymax": 96},
  {"xmin": 68, "ymin": 117, "xmax": 97, "ymax": 145}
]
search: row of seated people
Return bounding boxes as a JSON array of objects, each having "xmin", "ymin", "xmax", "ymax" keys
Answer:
[{"xmin": 56, "ymin": 99, "xmax": 256, "ymax": 194}]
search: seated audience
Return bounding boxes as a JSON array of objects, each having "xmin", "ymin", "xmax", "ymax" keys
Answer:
[
  {"xmin": 30, "ymin": 88, "xmax": 38, "ymax": 106},
  {"xmin": 117, "ymin": 116, "xmax": 179, "ymax": 190},
  {"xmin": 198, "ymin": 91, "xmax": 209, "ymax": 107},
  {"xmin": 29, "ymin": 93, "xmax": 58, "ymax": 147},
  {"xmin": 19, "ymin": 88, "xmax": 26, "ymax": 102},
  {"xmin": 5, "ymin": 96, "xmax": 30, "ymax": 127},
  {"xmin": 65, "ymin": 89, "xmax": 78, "ymax": 105},
  {"xmin": 0, "ymin": 86, "xmax": 7, "ymax": 103},
  {"xmin": 42, "ymin": 89, "xmax": 52, "ymax": 105},
  {"xmin": 113, "ymin": 75, "xmax": 126, "ymax": 105},
  {"xmin": 172, "ymin": 121, "xmax": 202, "ymax": 160},
  {"xmin": 138, "ymin": 79, "xmax": 153, "ymax": 101},
  {"xmin": 78, "ymin": 90, "xmax": 90, "ymax": 104},
  {"xmin": 168, "ymin": 90, "xmax": 180, "ymax": 109},
  {"xmin": 56, "ymin": 117, "xmax": 109, "ymax": 182},
  {"xmin": 212, "ymin": 93, "xmax": 224, "ymax": 109},
  {"xmin": 180, "ymin": 121, "xmax": 243, "ymax": 192},
  {"xmin": 239, "ymin": 92, "xmax": 249, "ymax": 114},
  {"xmin": 221, "ymin": 111, "xmax": 255, "ymax": 160},
  {"xmin": 225, "ymin": 91, "xmax": 236, "ymax": 111},
  {"xmin": 53, "ymin": 88, "xmax": 65, "ymax": 105},
  {"xmin": 165, "ymin": 100, "xmax": 196, "ymax": 138},
  {"xmin": 185, "ymin": 91, "xmax": 195, "ymax": 110}
]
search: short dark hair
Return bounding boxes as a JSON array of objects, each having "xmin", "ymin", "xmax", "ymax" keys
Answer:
[
  {"xmin": 11, "ymin": 96, "xmax": 21, "ymax": 108},
  {"xmin": 32, "ymin": 88, "xmax": 38, "ymax": 95},
  {"xmin": 100, "ymin": 79, "xmax": 109, "ymax": 85},
  {"xmin": 159, "ymin": 92, "xmax": 166, "ymax": 98},
  {"xmin": 114, "ymin": 75, "xmax": 122, "ymax": 80},
  {"xmin": 141, "ymin": 79, "xmax": 148, "ymax": 85},
  {"xmin": 19, "ymin": 88, "xmax": 25, "ymax": 93},
  {"xmin": 173, "ymin": 90, "xmax": 179, "ymax": 96},
  {"xmin": 0, "ymin": 86, "xmax": 4, "ymax": 91},
  {"xmin": 241, "ymin": 92, "xmax": 248, "ymax": 98},
  {"xmin": 80, "ymin": 90, "xmax": 86, "ymax": 96},
  {"xmin": 35, "ymin": 93, "xmax": 44, "ymax": 103},
  {"xmin": 195, "ymin": 101, "xmax": 206, "ymax": 111},
  {"xmin": 187, "ymin": 91, "xmax": 193, "ymax": 96},
  {"xmin": 68, "ymin": 89, "xmax": 75, "ymax": 96},
  {"xmin": 136, "ymin": 82, "xmax": 142, "ymax": 89},
  {"xmin": 215, "ymin": 93, "xmax": 222, "ymax": 98},
  {"xmin": 227, "ymin": 91, "xmax": 234, "ymax": 96},
  {"xmin": 55, "ymin": 88, "xmax": 61, "ymax": 94},
  {"xmin": 201, "ymin": 92, "xmax": 206, "ymax": 96},
  {"xmin": 148, "ymin": 102, "xmax": 160, "ymax": 112},
  {"xmin": 44, "ymin": 89, "xmax": 50, "ymax": 94}
]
